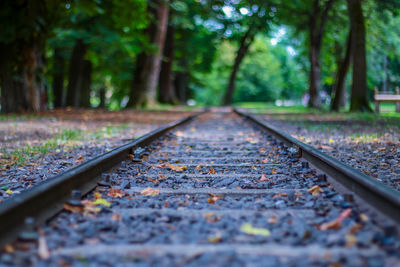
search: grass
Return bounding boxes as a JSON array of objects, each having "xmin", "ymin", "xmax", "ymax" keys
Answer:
[
  {"xmin": 234, "ymin": 102, "xmax": 318, "ymax": 114},
  {"xmin": 0, "ymin": 123, "xmax": 135, "ymax": 168}
]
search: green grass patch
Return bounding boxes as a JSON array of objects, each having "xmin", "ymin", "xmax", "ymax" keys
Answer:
[
  {"xmin": 234, "ymin": 102, "xmax": 317, "ymax": 114},
  {"xmin": 1, "ymin": 128, "xmax": 84, "ymax": 167}
]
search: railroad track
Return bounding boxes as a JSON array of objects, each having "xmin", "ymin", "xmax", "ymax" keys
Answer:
[{"xmin": 0, "ymin": 110, "xmax": 399, "ymax": 266}]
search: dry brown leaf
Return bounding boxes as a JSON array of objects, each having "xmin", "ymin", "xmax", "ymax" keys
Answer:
[
  {"xmin": 63, "ymin": 203, "xmax": 84, "ymax": 213},
  {"xmin": 345, "ymin": 234, "xmax": 357, "ymax": 247},
  {"xmin": 208, "ymin": 166, "xmax": 216, "ymax": 174},
  {"xmin": 359, "ymin": 213, "xmax": 369, "ymax": 222},
  {"xmin": 349, "ymin": 223, "xmax": 363, "ymax": 234},
  {"xmin": 208, "ymin": 193, "xmax": 223, "ymax": 204},
  {"xmin": 319, "ymin": 208, "xmax": 352, "ymax": 230},
  {"xmin": 195, "ymin": 164, "xmax": 202, "ymax": 170},
  {"xmin": 271, "ymin": 168, "xmax": 277, "ymax": 174},
  {"xmin": 272, "ymin": 193, "xmax": 287, "ymax": 199},
  {"xmin": 207, "ymin": 234, "xmax": 222, "ymax": 243},
  {"xmin": 203, "ymin": 212, "xmax": 221, "ymax": 223},
  {"xmin": 259, "ymin": 174, "xmax": 270, "ymax": 182},
  {"xmin": 141, "ymin": 187, "xmax": 160, "ymax": 196},
  {"xmin": 308, "ymin": 185, "xmax": 323, "ymax": 196},
  {"xmin": 268, "ymin": 216, "xmax": 277, "ymax": 224},
  {"xmin": 147, "ymin": 177, "xmax": 160, "ymax": 184},
  {"xmin": 3, "ymin": 244, "xmax": 14, "ymax": 253},
  {"xmin": 157, "ymin": 163, "xmax": 187, "ymax": 172},
  {"xmin": 107, "ymin": 188, "xmax": 124, "ymax": 198},
  {"xmin": 111, "ymin": 213, "xmax": 122, "ymax": 221},
  {"xmin": 164, "ymin": 201, "xmax": 169, "ymax": 208}
]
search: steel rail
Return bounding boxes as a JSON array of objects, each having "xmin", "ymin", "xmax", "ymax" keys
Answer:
[
  {"xmin": 235, "ymin": 109, "xmax": 400, "ymax": 224},
  {"xmin": 0, "ymin": 113, "xmax": 198, "ymax": 247}
]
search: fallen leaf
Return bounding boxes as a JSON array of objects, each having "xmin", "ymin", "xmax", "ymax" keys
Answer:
[
  {"xmin": 195, "ymin": 164, "xmax": 202, "ymax": 170},
  {"xmin": 203, "ymin": 212, "xmax": 220, "ymax": 223},
  {"xmin": 164, "ymin": 201, "xmax": 169, "ymax": 208},
  {"xmin": 208, "ymin": 193, "xmax": 223, "ymax": 204},
  {"xmin": 359, "ymin": 213, "xmax": 369, "ymax": 222},
  {"xmin": 92, "ymin": 198, "xmax": 111, "ymax": 207},
  {"xmin": 308, "ymin": 185, "xmax": 323, "ymax": 196},
  {"xmin": 38, "ymin": 235, "xmax": 50, "ymax": 259},
  {"xmin": 345, "ymin": 234, "xmax": 357, "ymax": 247},
  {"xmin": 5, "ymin": 189, "xmax": 13, "ymax": 194},
  {"xmin": 208, "ymin": 234, "xmax": 222, "ymax": 243},
  {"xmin": 349, "ymin": 223, "xmax": 362, "ymax": 234},
  {"xmin": 240, "ymin": 223, "xmax": 270, "ymax": 236},
  {"xmin": 208, "ymin": 166, "xmax": 216, "ymax": 174},
  {"xmin": 107, "ymin": 188, "xmax": 124, "ymax": 198},
  {"xmin": 141, "ymin": 187, "xmax": 160, "ymax": 196},
  {"xmin": 148, "ymin": 177, "xmax": 160, "ymax": 184},
  {"xmin": 157, "ymin": 163, "xmax": 187, "ymax": 172},
  {"xmin": 268, "ymin": 216, "xmax": 277, "ymax": 224},
  {"xmin": 271, "ymin": 168, "xmax": 277, "ymax": 174},
  {"xmin": 111, "ymin": 213, "xmax": 122, "ymax": 221},
  {"xmin": 63, "ymin": 203, "xmax": 84, "ymax": 213},
  {"xmin": 94, "ymin": 191, "xmax": 102, "ymax": 200},
  {"xmin": 259, "ymin": 174, "xmax": 270, "ymax": 182},
  {"xmin": 272, "ymin": 193, "xmax": 287, "ymax": 199},
  {"xmin": 3, "ymin": 244, "xmax": 14, "ymax": 253},
  {"xmin": 319, "ymin": 208, "xmax": 352, "ymax": 230}
]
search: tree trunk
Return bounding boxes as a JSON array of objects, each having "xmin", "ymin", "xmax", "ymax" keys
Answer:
[
  {"xmin": 158, "ymin": 24, "xmax": 177, "ymax": 104},
  {"xmin": 331, "ymin": 30, "xmax": 352, "ymax": 111},
  {"xmin": 223, "ymin": 25, "xmax": 256, "ymax": 106},
  {"xmin": 347, "ymin": 0, "xmax": 371, "ymax": 112},
  {"xmin": 127, "ymin": 0, "xmax": 169, "ymax": 108},
  {"xmin": 308, "ymin": 37, "xmax": 322, "ymax": 108},
  {"xmin": 174, "ymin": 71, "xmax": 188, "ymax": 105},
  {"xmin": 145, "ymin": 0, "xmax": 169, "ymax": 106},
  {"xmin": 79, "ymin": 60, "xmax": 92, "ymax": 107},
  {"xmin": 0, "ymin": 44, "xmax": 23, "ymax": 113},
  {"xmin": 99, "ymin": 87, "xmax": 106, "ymax": 109},
  {"xmin": 307, "ymin": 0, "xmax": 335, "ymax": 108},
  {"xmin": 52, "ymin": 48, "xmax": 65, "ymax": 108},
  {"xmin": 66, "ymin": 39, "xmax": 87, "ymax": 107}
]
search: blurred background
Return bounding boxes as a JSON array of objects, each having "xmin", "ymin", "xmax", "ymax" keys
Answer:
[{"xmin": 0, "ymin": 0, "xmax": 399, "ymax": 113}]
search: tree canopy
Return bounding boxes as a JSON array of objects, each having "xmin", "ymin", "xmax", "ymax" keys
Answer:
[{"xmin": 0, "ymin": 0, "xmax": 399, "ymax": 113}]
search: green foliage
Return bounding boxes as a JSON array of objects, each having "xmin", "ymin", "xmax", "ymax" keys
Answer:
[{"xmin": 194, "ymin": 35, "xmax": 307, "ymax": 105}]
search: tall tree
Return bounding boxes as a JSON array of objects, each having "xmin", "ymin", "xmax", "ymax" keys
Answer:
[
  {"xmin": 331, "ymin": 29, "xmax": 352, "ymax": 111},
  {"xmin": 223, "ymin": 25, "xmax": 256, "ymax": 105},
  {"xmin": 158, "ymin": 24, "xmax": 177, "ymax": 104},
  {"xmin": 0, "ymin": 0, "xmax": 52, "ymax": 113},
  {"xmin": 127, "ymin": 0, "xmax": 169, "ymax": 108},
  {"xmin": 66, "ymin": 39, "xmax": 87, "ymax": 107},
  {"xmin": 52, "ymin": 48, "xmax": 66, "ymax": 108},
  {"xmin": 307, "ymin": 0, "xmax": 336, "ymax": 108},
  {"xmin": 347, "ymin": 0, "xmax": 371, "ymax": 111}
]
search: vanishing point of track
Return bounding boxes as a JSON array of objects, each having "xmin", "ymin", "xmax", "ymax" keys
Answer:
[{"xmin": 0, "ymin": 110, "xmax": 399, "ymax": 266}]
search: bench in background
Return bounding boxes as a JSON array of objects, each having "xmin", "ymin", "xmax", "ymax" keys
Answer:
[{"xmin": 374, "ymin": 87, "xmax": 400, "ymax": 113}]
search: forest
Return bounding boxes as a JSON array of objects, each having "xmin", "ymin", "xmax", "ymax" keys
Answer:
[{"xmin": 0, "ymin": 0, "xmax": 399, "ymax": 113}]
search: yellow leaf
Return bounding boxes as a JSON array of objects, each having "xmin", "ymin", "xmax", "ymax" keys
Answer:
[
  {"xmin": 94, "ymin": 191, "xmax": 102, "ymax": 200},
  {"xmin": 345, "ymin": 234, "xmax": 357, "ymax": 247},
  {"xmin": 92, "ymin": 198, "xmax": 111, "ymax": 207},
  {"xmin": 240, "ymin": 223, "xmax": 270, "ymax": 236},
  {"xmin": 5, "ymin": 190, "xmax": 13, "ymax": 194},
  {"xmin": 308, "ymin": 185, "xmax": 323, "ymax": 196},
  {"xmin": 141, "ymin": 187, "xmax": 160, "ymax": 196},
  {"xmin": 208, "ymin": 234, "xmax": 222, "ymax": 243},
  {"xmin": 329, "ymin": 139, "xmax": 334, "ymax": 143}
]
